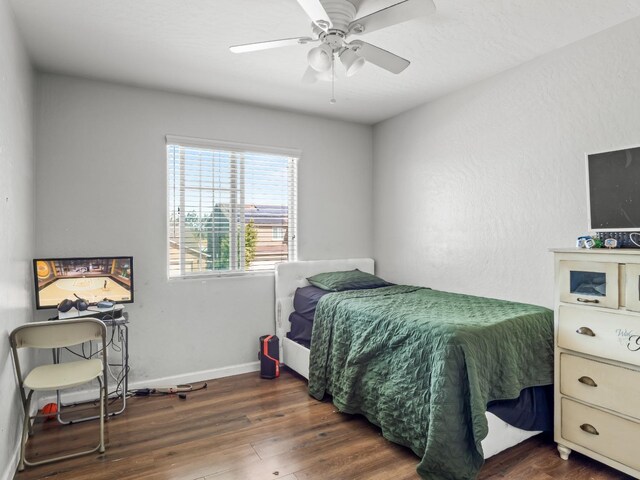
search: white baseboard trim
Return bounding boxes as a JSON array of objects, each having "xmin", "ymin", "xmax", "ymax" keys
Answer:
[
  {"xmin": 38, "ymin": 361, "xmax": 260, "ymax": 407},
  {"xmin": 130, "ymin": 361, "xmax": 261, "ymax": 390},
  {"xmin": 2, "ymin": 444, "xmax": 20, "ymax": 480},
  {"xmin": 3, "ymin": 403, "xmax": 39, "ymax": 480}
]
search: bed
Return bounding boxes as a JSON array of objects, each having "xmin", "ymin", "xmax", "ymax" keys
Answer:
[{"xmin": 275, "ymin": 258, "xmax": 553, "ymax": 479}]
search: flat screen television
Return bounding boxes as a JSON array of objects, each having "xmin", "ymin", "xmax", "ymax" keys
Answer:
[
  {"xmin": 33, "ymin": 256, "xmax": 134, "ymax": 309},
  {"xmin": 587, "ymin": 145, "xmax": 640, "ymax": 232}
]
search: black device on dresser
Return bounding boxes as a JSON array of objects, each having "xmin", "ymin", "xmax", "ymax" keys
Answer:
[{"xmin": 595, "ymin": 231, "xmax": 640, "ymax": 248}]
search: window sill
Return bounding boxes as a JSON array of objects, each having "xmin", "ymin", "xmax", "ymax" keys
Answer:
[{"xmin": 168, "ymin": 270, "xmax": 275, "ymax": 282}]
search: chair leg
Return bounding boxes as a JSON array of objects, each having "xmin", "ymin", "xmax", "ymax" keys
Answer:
[
  {"xmin": 28, "ymin": 404, "xmax": 35, "ymax": 436},
  {"xmin": 99, "ymin": 377, "xmax": 105, "ymax": 454},
  {"xmin": 19, "ymin": 391, "xmax": 33, "ymax": 472},
  {"xmin": 103, "ymin": 362, "xmax": 109, "ymax": 422}
]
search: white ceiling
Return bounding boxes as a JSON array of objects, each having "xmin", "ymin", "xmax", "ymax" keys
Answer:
[{"xmin": 10, "ymin": 0, "xmax": 640, "ymax": 124}]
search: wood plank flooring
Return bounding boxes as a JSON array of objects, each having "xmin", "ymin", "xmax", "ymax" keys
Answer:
[{"xmin": 13, "ymin": 369, "xmax": 633, "ymax": 480}]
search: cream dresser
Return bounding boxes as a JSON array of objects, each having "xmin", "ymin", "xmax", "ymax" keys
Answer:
[{"xmin": 553, "ymin": 248, "xmax": 640, "ymax": 478}]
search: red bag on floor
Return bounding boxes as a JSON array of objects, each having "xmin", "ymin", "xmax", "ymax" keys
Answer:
[{"xmin": 258, "ymin": 335, "xmax": 280, "ymax": 379}]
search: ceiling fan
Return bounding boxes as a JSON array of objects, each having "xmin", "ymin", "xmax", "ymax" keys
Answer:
[{"xmin": 229, "ymin": 0, "xmax": 436, "ymax": 85}]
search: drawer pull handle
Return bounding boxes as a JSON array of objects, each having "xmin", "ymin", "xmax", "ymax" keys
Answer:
[
  {"xmin": 576, "ymin": 327, "xmax": 596, "ymax": 337},
  {"xmin": 577, "ymin": 298, "xmax": 600, "ymax": 304},
  {"xmin": 580, "ymin": 424, "xmax": 599, "ymax": 435},
  {"xmin": 578, "ymin": 376, "xmax": 597, "ymax": 387}
]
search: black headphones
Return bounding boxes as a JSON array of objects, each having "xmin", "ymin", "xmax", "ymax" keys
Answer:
[{"xmin": 57, "ymin": 294, "xmax": 89, "ymax": 312}]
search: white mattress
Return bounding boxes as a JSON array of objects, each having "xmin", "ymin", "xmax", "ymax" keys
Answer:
[{"xmin": 275, "ymin": 259, "xmax": 540, "ymax": 460}]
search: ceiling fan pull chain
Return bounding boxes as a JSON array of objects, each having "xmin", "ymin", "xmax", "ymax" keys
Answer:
[{"xmin": 330, "ymin": 53, "xmax": 337, "ymax": 104}]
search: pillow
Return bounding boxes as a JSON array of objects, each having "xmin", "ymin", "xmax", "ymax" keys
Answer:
[
  {"xmin": 293, "ymin": 285, "xmax": 329, "ymax": 321},
  {"xmin": 306, "ymin": 269, "xmax": 392, "ymax": 292}
]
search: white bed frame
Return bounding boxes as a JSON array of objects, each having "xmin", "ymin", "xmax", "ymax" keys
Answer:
[{"xmin": 274, "ymin": 258, "xmax": 540, "ymax": 460}]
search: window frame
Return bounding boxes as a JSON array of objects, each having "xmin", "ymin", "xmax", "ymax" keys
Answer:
[
  {"xmin": 272, "ymin": 226, "xmax": 285, "ymax": 242},
  {"xmin": 165, "ymin": 135, "xmax": 299, "ymax": 280}
]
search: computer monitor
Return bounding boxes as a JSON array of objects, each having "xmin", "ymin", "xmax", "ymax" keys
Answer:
[
  {"xmin": 587, "ymin": 145, "xmax": 640, "ymax": 232},
  {"xmin": 33, "ymin": 256, "xmax": 134, "ymax": 309}
]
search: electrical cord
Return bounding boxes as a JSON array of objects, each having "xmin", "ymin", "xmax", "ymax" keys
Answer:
[
  {"xmin": 62, "ymin": 307, "xmax": 118, "ymax": 359},
  {"xmin": 63, "ymin": 325, "xmax": 115, "ymax": 359},
  {"xmin": 51, "ymin": 305, "xmax": 131, "ymax": 415},
  {"xmin": 111, "ymin": 326, "xmax": 122, "ymax": 353},
  {"xmin": 108, "ymin": 365, "xmax": 130, "ymax": 404},
  {"xmin": 59, "ymin": 307, "xmax": 129, "ymax": 405},
  {"xmin": 128, "ymin": 382, "xmax": 208, "ymax": 397},
  {"xmin": 62, "ymin": 346, "xmax": 93, "ymax": 360},
  {"xmin": 107, "ymin": 359, "xmax": 120, "ymax": 386}
]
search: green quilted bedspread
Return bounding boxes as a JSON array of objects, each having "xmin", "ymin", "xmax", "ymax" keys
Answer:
[{"xmin": 308, "ymin": 285, "xmax": 554, "ymax": 480}]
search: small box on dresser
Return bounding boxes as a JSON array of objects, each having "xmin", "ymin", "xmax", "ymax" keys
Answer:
[{"xmin": 552, "ymin": 248, "xmax": 640, "ymax": 479}]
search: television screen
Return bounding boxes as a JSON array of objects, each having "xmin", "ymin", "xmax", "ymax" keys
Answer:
[
  {"xmin": 588, "ymin": 146, "xmax": 640, "ymax": 231},
  {"xmin": 33, "ymin": 256, "xmax": 134, "ymax": 309}
]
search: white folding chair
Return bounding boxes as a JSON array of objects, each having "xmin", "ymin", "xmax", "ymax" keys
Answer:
[{"xmin": 9, "ymin": 318, "xmax": 108, "ymax": 471}]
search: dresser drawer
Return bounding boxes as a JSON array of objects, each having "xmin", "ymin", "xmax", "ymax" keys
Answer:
[
  {"xmin": 558, "ymin": 260, "xmax": 618, "ymax": 309},
  {"xmin": 561, "ymin": 398, "xmax": 640, "ymax": 471},
  {"xmin": 558, "ymin": 305, "xmax": 640, "ymax": 367},
  {"xmin": 560, "ymin": 353, "xmax": 640, "ymax": 419}
]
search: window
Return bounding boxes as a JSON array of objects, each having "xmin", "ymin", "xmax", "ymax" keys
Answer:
[
  {"xmin": 272, "ymin": 226, "xmax": 285, "ymax": 241},
  {"xmin": 167, "ymin": 136, "xmax": 298, "ymax": 278}
]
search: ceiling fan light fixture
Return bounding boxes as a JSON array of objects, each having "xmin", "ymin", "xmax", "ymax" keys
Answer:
[
  {"xmin": 308, "ymin": 43, "xmax": 333, "ymax": 72},
  {"xmin": 340, "ymin": 48, "xmax": 365, "ymax": 77},
  {"xmin": 317, "ymin": 69, "xmax": 333, "ymax": 82},
  {"xmin": 302, "ymin": 66, "xmax": 319, "ymax": 84}
]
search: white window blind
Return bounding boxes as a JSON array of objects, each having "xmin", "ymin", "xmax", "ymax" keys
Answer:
[{"xmin": 167, "ymin": 136, "xmax": 298, "ymax": 278}]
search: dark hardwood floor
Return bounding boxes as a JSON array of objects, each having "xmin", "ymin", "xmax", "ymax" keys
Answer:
[{"xmin": 13, "ymin": 369, "xmax": 633, "ymax": 480}]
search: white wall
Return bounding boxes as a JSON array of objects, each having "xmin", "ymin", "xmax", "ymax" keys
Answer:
[
  {"xmin": 373, "ymin": 16, "xmax": 640, "ymax": 308},
  {"xmin": 34, "ymin": 75, "xmax": 373, "ymax": 383},
  {"xmin": 0, "ymin": 0, "xmax": 34, "ymax": 477}
]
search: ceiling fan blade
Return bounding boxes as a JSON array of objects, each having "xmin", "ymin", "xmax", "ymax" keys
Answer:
[
  {"xmin": 230, "ymin": 37, "xmax": 316, "ymax": 54},
  {"xmin": 349, "ymin": 0, "xmax": 435, "ymax": 35},
  {"xmin": 350, "ymin": 40, "xmax": 410, "ymax": 74},
  {"xmin": 296, "ymin": 0, "xmax": 333, "ymax": 30}
]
